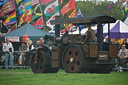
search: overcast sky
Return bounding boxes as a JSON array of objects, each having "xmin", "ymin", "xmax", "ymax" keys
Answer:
[{"xmin": 75, "ymin": 0, "xmax": 117, "ymax": 3}]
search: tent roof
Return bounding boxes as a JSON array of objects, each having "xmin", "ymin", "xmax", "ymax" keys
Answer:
[
  {"xmin": 2, "ymin": 24, "xmax": 49, "ymax": 37},
  {"xmin": 124, "ymin": 16, "xmax": 128, "ymax": 26},
  {"xmin": 0, "ymin": 24, "xmax": 51, "ymax": 41},
  {"xmin": 105, "ymin": 20, "xmax": 128, "ymax": 38}
]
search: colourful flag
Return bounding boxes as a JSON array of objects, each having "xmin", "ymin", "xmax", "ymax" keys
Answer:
[
  {"xmin": 106, "ymin": 3, "xmax": 114, "ymax": 13},
  {"xmin": 29, "ymin": 4, "xmax": 42, "ymax": 23},
  {"xmin": 46, "ymin": 12, "xmax": 60, "ymax": 30},
  {"xmin": 2, "ymin": 11, "xmax": 16, "ymax": 26},
  {"xmin": 60, "ymin": 0, "xmax": 75, "ymax": 16},
  {"xmin": 61, "ymin": 24, "xmax": 76, "ymax": 34},
  {"xmin": 77, "ymin": 9, "xmax": 83, "ymax": 17},
  {"xmin": 23, "ymin": 9, "xmax": 32, "ymax": 22},
  {"xmin": 18, "ymin": 12, "xmax": 26, "ymax": 27},
  {"xmin": 15, "ymin": 0, "xmax": 22, "ymax": 5},
  {"xmin": 77, "ymin": 9, "xmax": 84, "ymax": 34},
  {"xmin": 68, "ymin": 9, "xmax": 76, "ymax": 18},
  {"xmin": 0, "ymin": 0, "xmax": 15, "ymax": 17},
  {"xmin": 40, "ymin": 0, "xmax": 55, "ymax": 5},
  {"xmin": 44, "ymin": 0, "xmax": 60, "ymax": 17},
  {"xmin": 0, "ymin": 0, "xmax": 8, "ymax": 6},
  {"xmin": 33, "ymin": 17, "xmax": 44, "ymax": 29},
  {"xmin": 17, "ymin": 0, "xmax": 31, "ymax": 15},
  {"xmin": 31, "ymin": 0, "xmax": 39, "ymax": 6},
  {"xmin": 46, "ymin": 16, "xmax": 55, "ymax": 30}
]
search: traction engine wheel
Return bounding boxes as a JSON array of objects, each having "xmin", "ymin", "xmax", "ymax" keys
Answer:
[
  {"xmin": 31, "ymin": 51, "xmax": 48, "ymax": 73},
  {"xmin": 31, "ymin": 49, "xmax": 59, "ymax": 73},
  {"xmin": 62, "ymin": 45, "xmax": 87, "ymax": 73}
]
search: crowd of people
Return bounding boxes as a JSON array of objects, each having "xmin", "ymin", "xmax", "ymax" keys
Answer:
[{"xmin": 0, "ymin": 37, "xmax": 46, "ymax": 69}]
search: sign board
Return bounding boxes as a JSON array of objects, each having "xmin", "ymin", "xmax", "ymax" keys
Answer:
[{"xmin": 5, "ymin": 37, "xmax": 19, "ymax": 42}]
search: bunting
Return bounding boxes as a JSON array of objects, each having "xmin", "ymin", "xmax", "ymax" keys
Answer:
[
  {"xmin": 106, "ymin": 3, "xmax": 114, "ymax": 13},
  {"xmin": 44, "ymin": 0, "xmax": 60, "ymax": 17},
  {"xmin": 17, "ymin": 0, "xmax": 31, "ymax": 15},
  {"xmin": 115, "ymin": 0, "xmax": 127, "ymax": 8},
  {"xmin": 60, "ymin": 0, "xmax": 75, "ymax": 16},
  {"xmin": 0, "ymin": 0, "xmax": 15, "ymax": 17},
  {"xmin": 40, "ymin": 0, "xmax": 55, "ymax": 5}
]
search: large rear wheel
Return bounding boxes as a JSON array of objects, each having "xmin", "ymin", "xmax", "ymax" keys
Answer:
[{"xmin": 62, "ymin": 45, "xmax": 89, "ymax": 73}]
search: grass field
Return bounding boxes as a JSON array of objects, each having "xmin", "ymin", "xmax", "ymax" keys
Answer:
[{"xmin": 0, "ymin": 68, "xmax": 128, "ymax": 85}]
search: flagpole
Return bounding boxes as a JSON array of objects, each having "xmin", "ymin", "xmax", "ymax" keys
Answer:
[
  {"xmin": 13, "ymin": 1, "xmax": 18, "ymax": 29},
  {"xmin": 38, "ymin": 0, "xmax": 45, "ymax": 30}
]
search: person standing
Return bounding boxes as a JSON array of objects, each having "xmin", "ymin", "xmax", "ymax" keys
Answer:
[
  {"xmin": 3, "ymin": 38, "xmax": 14, "ymax": 69},
  {"xmin": 97, "ymin": 22, "xmax": 103, "ymax": 51}
]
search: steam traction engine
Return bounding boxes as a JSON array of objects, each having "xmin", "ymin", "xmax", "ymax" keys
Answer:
[{"xmin": 31, "ymin": 16, "xmax": 118, "ymax": 73}]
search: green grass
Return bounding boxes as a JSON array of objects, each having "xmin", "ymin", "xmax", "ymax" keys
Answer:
[{"xmin": 0, "ymin": 68, "xmax": 128, "ymax": 85}]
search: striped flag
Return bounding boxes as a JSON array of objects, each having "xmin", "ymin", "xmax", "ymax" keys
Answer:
[
  {"xmin": 17, "ymin": 0, "xmax": 31, "ymax": 15},
  {"xmin": 31, "ymin": 0, "xmax": 39, "ymax": 6},
  {"xmin": 3, "ymin": 11, "xmax": 16, "ymax": 26},
  {"xmin": 68, "ymin": 9, "xmax": 76, "ymax": 18}
]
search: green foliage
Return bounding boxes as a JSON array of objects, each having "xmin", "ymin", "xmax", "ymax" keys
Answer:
[{"xmin": 75, "ymin": 1, "xmax": 126, "ymax": 20}]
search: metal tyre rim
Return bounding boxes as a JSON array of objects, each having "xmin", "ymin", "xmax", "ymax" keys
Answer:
[{"xmin": 63, "ymin": 46, "xmax": 82, "ymax": 73}]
